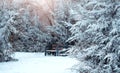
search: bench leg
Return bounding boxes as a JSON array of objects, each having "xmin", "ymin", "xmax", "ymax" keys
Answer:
[
  {"xmin": 56, "ymin": 49, "xmax": 59, "ymax": 56},
  {"xmin": 45, "ymin": 51, "xmax": 47, "ymax": 56}
]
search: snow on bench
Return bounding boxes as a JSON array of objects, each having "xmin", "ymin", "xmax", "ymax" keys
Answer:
[{"xmin": 45, "ymin": 49, "xmax": 68, "ymax": 56}]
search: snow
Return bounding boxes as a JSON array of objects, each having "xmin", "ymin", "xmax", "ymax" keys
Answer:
[{"xmin": 0, "ymin": 52, "xmax": 78, "ymax": 73}]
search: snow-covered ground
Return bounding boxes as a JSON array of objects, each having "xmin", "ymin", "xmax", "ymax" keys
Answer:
[{"xmin": 0, "ymin": 52, "xmax": 78, "ymax": 73}]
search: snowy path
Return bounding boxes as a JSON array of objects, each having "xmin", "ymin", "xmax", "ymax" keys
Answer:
[{"xmin": 0, "ymin": 52, "xmax": 78, "ymax": 73}]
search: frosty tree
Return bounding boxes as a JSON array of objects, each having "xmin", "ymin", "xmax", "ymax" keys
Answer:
[
  {"xmin": 42, "ymin": 0, "xmax": 72, "ymax": 49},
  {"xmin": 0, "ymin": 0, "xmax": 18, "ymax": 62},
  {"xmin": 0, "ymin": 0, "xmax": 53, "ymax": 61},
  {"xmin": 10, "ymin": 2, "xmax": 52, "ymax": 52},
  {"xmin": 68, "ymin": 0, "xmax": 120, "ymax": 73}
]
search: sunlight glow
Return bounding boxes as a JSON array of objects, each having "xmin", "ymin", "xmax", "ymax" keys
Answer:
[{"xmin": 13, "ymin": 0, "xmax": 56, "ymax": 25}]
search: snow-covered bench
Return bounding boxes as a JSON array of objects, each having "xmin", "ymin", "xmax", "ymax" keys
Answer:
[
  {"xmin": 45, "ymin": 50, "xmax": 57, "ymax": 56},
  {"xmin": 45, "ymin": 49, "xmax": 68, "ymax": 56}
]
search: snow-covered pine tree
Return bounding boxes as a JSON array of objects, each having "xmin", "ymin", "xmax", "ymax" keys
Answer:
[
  {"xmin": 45, "ymin": 0, "xmax": 73, "ymax": 49},
  {"xmin": 68, "ymin": 0, "xmax": 120, "ymax": 73},
  {"xmin": 46, "ymin": 22, "xmax": 70, "ymax": 49},
  {"xmin": 11, "ymin": 2, "xmax": 52, "ymax": 52},
  {"xmin": 0, "ymin": 0, "xmax": 18, "ymax": 62}
]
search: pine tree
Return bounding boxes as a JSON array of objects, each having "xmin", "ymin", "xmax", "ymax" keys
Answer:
[
  {"xmin": 0, "ymin": 0, "xmax": 18, "ymax": 62},
  {"xmin": 43, "ymin": 0, "xmax": 72, "ymax": 50},
  {"xmin": 68, "ymin": 0, "xmax": 120, "ymax": 73},
  {"xmin": 10, "ymin": 2, "xmax": 52, "ymax": 52}
]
